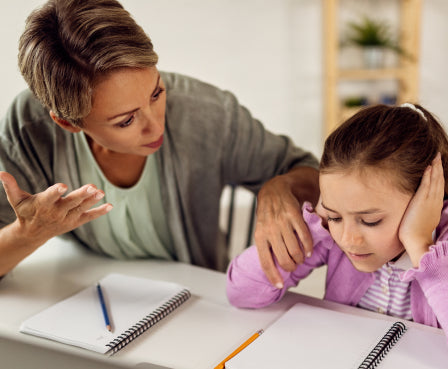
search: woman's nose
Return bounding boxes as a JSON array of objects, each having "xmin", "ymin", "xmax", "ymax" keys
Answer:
[{"xmin": 140, "ymin": 107, "xmax": 163, "ymax": 135}]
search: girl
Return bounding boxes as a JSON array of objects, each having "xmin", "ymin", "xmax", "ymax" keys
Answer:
[{"xmin": 227, "ymin": 103, "xmax": 448, "ymax": 336}]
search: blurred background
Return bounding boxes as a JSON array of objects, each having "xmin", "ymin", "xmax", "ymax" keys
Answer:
[
  {"xmin": 0, "ymin": 0, "xmax": 447, "ymax": 295},
  {"xmin": 2, "ymin": 0, "xmax": 447, "ymax": 158}
]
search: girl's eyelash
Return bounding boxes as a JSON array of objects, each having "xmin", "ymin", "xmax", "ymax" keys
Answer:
[
  {"xmin": 362, "ymin": 220, "xmax": 382, "ymax": 227},
  {"xmin": 326, "ymin": 217, "xmax": 381, "ymax": 227}
]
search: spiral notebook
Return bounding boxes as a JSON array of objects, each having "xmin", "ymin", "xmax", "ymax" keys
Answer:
[
  {"xmin": 20, "ymin": 273, "xmax": 191, "ymax": 354},
  {"xmin": 225, "ymin": 303, "xmax": 448, "ymax": 369}
]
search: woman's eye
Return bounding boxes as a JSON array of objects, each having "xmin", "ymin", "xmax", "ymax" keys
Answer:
[
  {"xmin": 362, "ymin": 219, "xmax": 382, "ymax": 227},
  {"xmin": 151, "ymin": 87, "xmax": 165, "ymax": 101},
  {"xmin": 117, "ymin": 115, "xmax": 134, "ymax": 128},
  {"xmin": 327, "ymin": 216, "xmax": 342, "ymax": 223}
]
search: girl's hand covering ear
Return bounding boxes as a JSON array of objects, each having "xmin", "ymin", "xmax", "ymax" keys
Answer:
[{"xmin": 399, "ymin": 153, "xmax": 445, "ymax": 267}]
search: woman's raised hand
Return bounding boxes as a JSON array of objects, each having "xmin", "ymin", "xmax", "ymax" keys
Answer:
[{"xmin": 0, "ymin": 171, "xmax": 112, "ymax": 245}]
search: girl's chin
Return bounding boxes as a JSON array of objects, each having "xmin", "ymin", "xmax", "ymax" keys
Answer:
[{"xmin": 346, "ymin": 253, "xmax": 379, "ymax": 273}]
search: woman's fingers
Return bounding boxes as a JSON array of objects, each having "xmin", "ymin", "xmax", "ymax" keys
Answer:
[
  {"xmin": 0, "ymin": 173, "xmax": 112, "ymax": 239},
  {"xmin": 255, "ymin": 240, "xmax": 284, "ymax": 288},
  {"xmin": 0, "ymin": 171, "xmax": 34, "ymax": 207},
  {"xmin": 64, "ymin": 186, "xmax": 112, "ymax": 225}
]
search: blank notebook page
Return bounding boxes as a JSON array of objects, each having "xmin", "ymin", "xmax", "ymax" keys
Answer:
[
  {"xmin": 20, "ymin": 273, "xmax": 189, "ymax": 354},
  {"xmin": 225, "ymin": 303, "xmax": 448, "ymax": 369}
]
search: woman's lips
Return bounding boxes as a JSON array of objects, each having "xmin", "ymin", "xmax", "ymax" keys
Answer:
[{"xmin": 144, "ymin": 135, "xmax": 163, "ymax": 149}]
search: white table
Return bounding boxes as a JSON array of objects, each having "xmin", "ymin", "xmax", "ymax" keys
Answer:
[{"xmin": 0, "ymin": 237, "xmax": 444, "ymax": 369}]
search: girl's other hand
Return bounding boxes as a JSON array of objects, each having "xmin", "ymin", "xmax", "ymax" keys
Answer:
[{"xmin": 399, "ymin": 153, "xmax": 445, "ymax": 267}]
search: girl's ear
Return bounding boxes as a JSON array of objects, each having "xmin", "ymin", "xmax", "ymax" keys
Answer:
[{"xmin": 49, "ymin": 111, "xmax": 82, "ymax": 133}]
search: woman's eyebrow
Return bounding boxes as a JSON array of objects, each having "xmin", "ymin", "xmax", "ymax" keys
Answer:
[
  {"xmin": 107, "ymin": 108, "xmax": 139, "ymax": 121},
  {"xmin": 107, "ymin": 73, "xmax": 161, "ymax": 121}
]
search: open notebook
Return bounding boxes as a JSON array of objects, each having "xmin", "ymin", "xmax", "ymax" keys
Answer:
[
  {"xmin": 20, "ymin": 273, "xmax": 190, "ymax": 354},
  {"xmin": 225, "ymin": 303, "xmax": 448, "ymax": 369}
]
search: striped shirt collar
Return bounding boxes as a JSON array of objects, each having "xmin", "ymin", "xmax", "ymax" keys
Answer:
[{"xmin": 387, "ymin": 252, "xmax": 413, "ymax": 272}]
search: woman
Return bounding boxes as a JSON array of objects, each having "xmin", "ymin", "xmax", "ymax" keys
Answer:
[{"xmin": 0, "ymin": 0, "xmax": 319, "ymax": 277}]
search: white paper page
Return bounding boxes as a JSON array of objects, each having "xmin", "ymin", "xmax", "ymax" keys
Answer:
[
  {"xmin": 226, "ymin": 303, "xmax": 424, "ymax": 369},
  {"xmin": 378, "ymin": 326, "xmax": 448, "ymax": 369},
  {"xmin": 20, "ymin": 274, "xmax": 188, "ymax": 353}
]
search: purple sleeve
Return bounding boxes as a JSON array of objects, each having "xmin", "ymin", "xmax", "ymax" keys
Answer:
[
  {"xmin": 402, "ymin": 243, "xmax": 448, "ymax": 335},
  {"xmin": 401, "ymin": 202, "xmax": 448, "ymax": 336},
  {"xmin": 226, "ymin": 202, "xmax": 333, "ymax": 308},
  {"xmin": 226, "ymin": 245, "xmax": 290, "ymax": 308}
]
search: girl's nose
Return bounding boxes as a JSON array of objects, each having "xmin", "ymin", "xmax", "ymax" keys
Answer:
[{"xmin": 339, "ymin": 224, "xmax": 363, "ymax": 248}]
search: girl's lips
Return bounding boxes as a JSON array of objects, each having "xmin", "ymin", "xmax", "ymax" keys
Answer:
[
  {"xmin": 347, "ymin": 252, "xmax": 372, "ymax": 261},
  {"xmin": 145, "ymin": 135, "xmax": 163, "ymax": 149}
]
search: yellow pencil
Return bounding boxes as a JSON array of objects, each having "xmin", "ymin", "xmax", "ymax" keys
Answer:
[{"xmin": 214, "ymin": 329, "xmax": 264, "ymax": 369}]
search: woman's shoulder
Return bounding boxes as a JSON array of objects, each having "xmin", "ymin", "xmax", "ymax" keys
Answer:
[
  {"xmin": 1, "ymin": 89, "xmax": 53, "ymax": 132},
  {"xmin": 0, "ymin": 89, "xmax": 68, "ymax": 151},
  {"xmin": 161, "ymin": 71, "xmax": 237, "ymax": 110},
  {"xmin": 161, "ymin": 71, "xmax": 223, "ymax": 93}
]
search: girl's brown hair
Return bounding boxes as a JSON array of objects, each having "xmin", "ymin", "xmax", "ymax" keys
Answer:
[
  {"xmin": 320, "ymin": 104, "xmax": 448, "ymax": 196},
  {"xmin": 18, "ymin": 0, "xmax": 158, "ymax": 126}
]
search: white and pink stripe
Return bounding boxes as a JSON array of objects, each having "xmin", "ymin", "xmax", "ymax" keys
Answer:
[{"xmin": 358, "ymin": 258, "xmax": 412, "ymax": 320}]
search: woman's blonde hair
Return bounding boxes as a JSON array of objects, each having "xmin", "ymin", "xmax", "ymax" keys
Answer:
[{"xmin": 18, "ymin": 0, "xmax": 158, "ymax": 126}]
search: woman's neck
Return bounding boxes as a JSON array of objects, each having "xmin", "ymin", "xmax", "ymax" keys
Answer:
[{"xmin": 88, "ymin": 138, "xmax": 147, "ymax": 188}]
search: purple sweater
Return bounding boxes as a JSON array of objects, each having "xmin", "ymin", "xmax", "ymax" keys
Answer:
[{"xmin": 227, "ymin": 202, "xmax": 448, "ymax": 335}]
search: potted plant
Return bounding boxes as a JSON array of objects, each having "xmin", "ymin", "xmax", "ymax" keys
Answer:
[{"xmin": 343, "ymin": 16, "xmax": 405, "ymax": 68}]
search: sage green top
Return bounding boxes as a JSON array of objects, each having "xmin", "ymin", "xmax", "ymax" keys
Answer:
[{"xmin": 73, "ymin": 132, "xmax": 174, "ymax": 259}]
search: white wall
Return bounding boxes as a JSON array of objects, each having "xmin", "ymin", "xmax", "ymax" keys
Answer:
[{"xmin": 1, "ymin": 0, "xmax": 447, "ymax": 160}]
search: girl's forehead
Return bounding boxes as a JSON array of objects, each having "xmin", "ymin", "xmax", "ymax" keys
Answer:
[
  {"xmin": 319, "ymin": 167, "xmax": 408, "ymax": 197},
  {"xmin": 319, "ymin": 167, "xmax": 413, "ymax": 212},
  {"xmin": 320, "ymin": 166, "xmax": 401, "ymax": 188}
]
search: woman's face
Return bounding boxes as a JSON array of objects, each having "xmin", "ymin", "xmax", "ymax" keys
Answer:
[
  {"xmin": 318, "ymin": 167, "xmax": 412, "ymax": 272},
  {"xmin": 81, "ymin": 67, "xmax": 166, "ymax": 156}
]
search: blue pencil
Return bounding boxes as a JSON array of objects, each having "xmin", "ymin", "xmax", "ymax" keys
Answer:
[{"xmin": 96, "ymin": 283, "xmax": 112, "ymax": 332}]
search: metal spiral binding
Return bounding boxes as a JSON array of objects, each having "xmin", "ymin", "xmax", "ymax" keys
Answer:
[
  {"xmin": 105, "ymin": 289, "xmax": 191, "ymax": 354},
  {"xmin": 358, "ymin": 321, "xmax": 407, "ymax": 369}
]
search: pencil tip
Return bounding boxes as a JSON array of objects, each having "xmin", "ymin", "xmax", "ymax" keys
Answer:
[{"xmin": 106, "ymin": 325, "xmax": 112, "ymax": 332}]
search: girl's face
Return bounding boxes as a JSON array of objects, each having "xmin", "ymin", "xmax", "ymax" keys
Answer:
[
  {"xmin": 318, "ymin": 167, "xmax": 412, "ymax": 272},
  {"xmin": 81, "ymin": 67, "xmax": 166, "ymax": 156}
]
